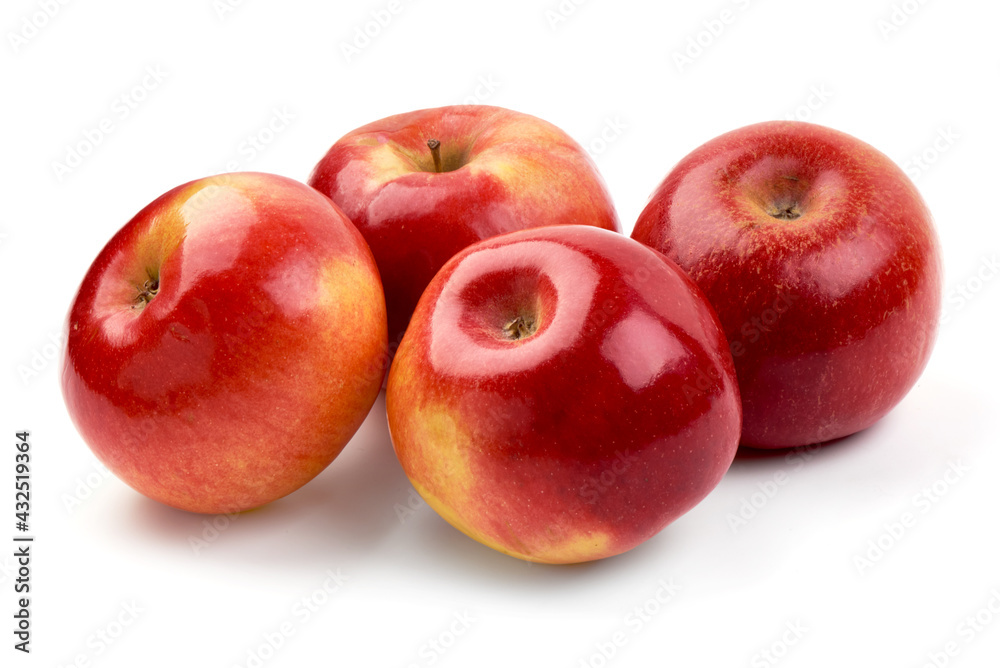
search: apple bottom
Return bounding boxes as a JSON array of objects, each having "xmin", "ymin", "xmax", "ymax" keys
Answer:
[
  {"xmin": 68, "ymin": 354, "xmax": 379, "ymax": 515},
  {"xmin": 733, "ymin": 286, "xmax": 938, "ymax": 449},
  {"xmin": 392, "ymin": 393, "xmax": 737, "ymax": 565}
]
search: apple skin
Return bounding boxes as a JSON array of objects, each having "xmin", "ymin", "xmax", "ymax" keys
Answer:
[
  {"xmin": 386, "ymin": 225, "xmax": 741, "ymax": 564},
  {"xmin": 632, "ymin": 121, "xmax": 942, "ymax": 449},
  {"xmin": 308, "ymin": 105, "xmax": 621, "ymax": 351},
  {"xmin": 62, "ymin": 172, "xmax": 388, "ymax": 514}
]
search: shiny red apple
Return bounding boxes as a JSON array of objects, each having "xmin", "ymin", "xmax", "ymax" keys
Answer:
[
  {"xmin": 62, "ymin": 172, "xmax": 388, "ymax": 513},
  {"xmin": 308, "ymin": 105, "xmax": 621, "ymax": 352},
  {"xmin": 632, "ymin": 121, "xmax": 942, "ymax": 449},
  {"xmin": 386, "ymin": 225, "xmax": 741, "ymax": 564}
]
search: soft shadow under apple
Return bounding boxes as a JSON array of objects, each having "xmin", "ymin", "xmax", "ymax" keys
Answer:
[{"xmin": 115, "ymin": 393, "xmax": 415, "ymax": 570}]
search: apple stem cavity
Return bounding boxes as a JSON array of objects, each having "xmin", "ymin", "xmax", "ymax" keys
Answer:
[
  {"xmin": 767, "ymin": 203, "xmax": 802, "ymax": 221},
  {"xmin": 134, "ymin": 278, "xmax": 160, "ymax": 308},
  {"xmin": 503, "ymin": 314, "xmax": 537, "ymax": 341},
  {"xmin": 765, "ymin": 176, "xmax": 804, "ymax": 221},
  {"xmin": 427, "ymin": 139, "xmax": 443, "ymax": 173}
]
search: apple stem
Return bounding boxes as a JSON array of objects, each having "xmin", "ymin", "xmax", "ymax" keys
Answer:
[
  {"xmin": 134, "ymin": 278, "xmax": 160, "ymax": 308},
  {"xmin": 503, "ymin": 315, "xmax": 537, "ymax": 341},
  {"xmin": 427, "ymin": 139, "xmax": 443, "ymax": 173},
  {"xmin": 768, "ymin": 204, "xmax": 802, "ymax": 221}
]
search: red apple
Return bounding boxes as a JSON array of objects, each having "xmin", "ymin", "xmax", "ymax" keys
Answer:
[
  {"xmin": 62, "ymin": 172, "xmax": 388, "ymax": 513},
  {"xmin": 632, "ymin": 121, "xmax": 942, "ymax": 449},
  {"xmin": 308, "ymin": 105, "xmax": 621, "ymax": 352},
  {"xmin": 386, "ymin": 225, "xmax": 741, "ymax": 564}
]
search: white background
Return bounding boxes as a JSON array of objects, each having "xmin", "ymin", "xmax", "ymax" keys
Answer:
[{"xmin": 2, "ymin": 0, "xmax": 999, "ymax": 666}]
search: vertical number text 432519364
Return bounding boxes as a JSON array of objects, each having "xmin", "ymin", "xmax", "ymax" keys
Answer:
[{"xmin": 14, "ymin": 431, "xmax": 32, "ymax": 653}]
